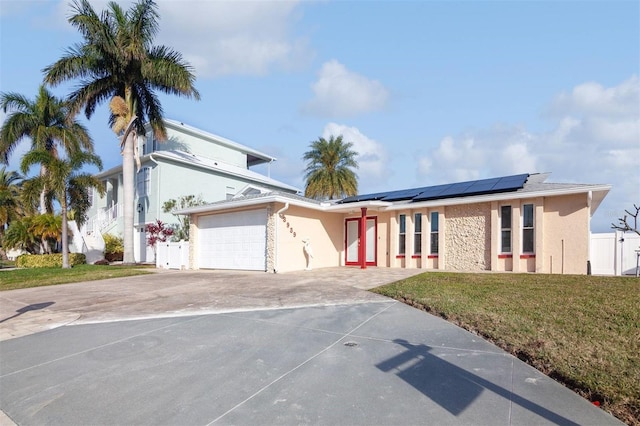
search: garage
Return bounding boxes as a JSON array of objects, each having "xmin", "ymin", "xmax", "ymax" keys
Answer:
[{"xmin": 198, "ymin": 209, "xmax": 267, "ymax": 271}]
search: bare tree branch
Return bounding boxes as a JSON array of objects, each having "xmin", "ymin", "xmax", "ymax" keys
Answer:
[{"xmin": 611, "ymin": 204, "xmax": 640, "ymax": 236}]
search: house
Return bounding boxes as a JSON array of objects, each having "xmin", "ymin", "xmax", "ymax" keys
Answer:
[
  {"xmin": 175, "ymin": 173, "xmax": 611, "ymax": 274},
  {"xmin": 80, "ymin": 119, "xmax": 298, "ymax": 262}
]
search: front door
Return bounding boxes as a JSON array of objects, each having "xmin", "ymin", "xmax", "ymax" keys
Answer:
[{"xmin": 345, "ymin": 217, "xmax": 377, "ymax": 266}]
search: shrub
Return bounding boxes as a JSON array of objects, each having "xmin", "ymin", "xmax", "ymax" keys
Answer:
[
  {"xmin": 103, "ymin": 233, "xmax": 124, "ymax": 260},
  {"xmin": 15, "ymin": 253, "xmax": 87, "ymax": 268}
]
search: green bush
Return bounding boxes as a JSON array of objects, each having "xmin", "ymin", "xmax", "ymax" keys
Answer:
[
  {"xmin": 15, "ymin": 253, "xmax": 87, "ymax": 268},
  {"xmin": 103, "ymin": 233, "xmax": 124, "ymax": 254}
]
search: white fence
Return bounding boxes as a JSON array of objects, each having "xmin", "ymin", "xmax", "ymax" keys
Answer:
[
  {"xmin": 590, "ymin": 231, "xmax": 640, "ymax": 276},
  {"xmin": 156, "ymin": 241, "xmax": 189, "ymax": 270}
]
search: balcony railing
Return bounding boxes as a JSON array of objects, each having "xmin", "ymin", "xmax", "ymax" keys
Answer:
[{"xmin": 85, "ymin": 203, "xmax": 123, "ymax": 235}]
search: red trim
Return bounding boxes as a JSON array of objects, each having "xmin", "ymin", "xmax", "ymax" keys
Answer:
[
  {"xmin": 344, "ymin": 217, "xmax": 377, "ymax": 266},
  {"xmin": 520, "ymin": 254, "xmax": 536, "ymax": 259},
  {"xmin": 359, "ymin": 208, "xmax": 367, "ymax": 269},
  {"xmin": 498, "ymin": 254, "xmax": 513, "ymax": 259},
  {"xmin": 411, "ymin": 255, "xmax": 421, "ymax": 259},
  {"xmin": 396, "ymin": 255, "xmax": 406, "ymax": 259},
  {"xmin": 427, "ymin": 254, "xmax": 438, "ymax": 259}
]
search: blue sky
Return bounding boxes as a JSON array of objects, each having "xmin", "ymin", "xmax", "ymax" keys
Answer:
[{"xmin": 1, "ymin": 0, "xmax": 638, "ymax": 232}]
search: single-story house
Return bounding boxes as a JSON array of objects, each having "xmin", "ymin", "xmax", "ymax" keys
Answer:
[{"xmin": 175, "ymin": 173, "xmax": 611, "ymax": 275}]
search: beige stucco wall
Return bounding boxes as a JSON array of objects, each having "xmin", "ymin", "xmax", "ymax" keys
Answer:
[
  {"xmin": 444, "ymin": 203, "xmax": 492, "ymax": 271},
  {"xmin": 274, "ymin": 204, "xmax": 344, "ymax": 273},
  {"xmin": 542, "ymin": 193, "xmax": 590, "ymax": 274}
]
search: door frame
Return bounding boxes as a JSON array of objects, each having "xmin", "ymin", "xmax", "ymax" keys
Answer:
[{"xmin": 345, "ymin": 216, "xmax": 377, "ymax": 266}]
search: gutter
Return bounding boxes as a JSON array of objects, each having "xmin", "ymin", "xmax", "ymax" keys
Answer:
[{"xmin": 274, "ymin": 202, "xmax": 289, "ymax": 273}]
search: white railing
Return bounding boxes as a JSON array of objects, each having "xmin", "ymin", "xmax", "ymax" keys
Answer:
[{"xmin": 85, "ymin": 203, "xmax": 123, "ymax": 235}]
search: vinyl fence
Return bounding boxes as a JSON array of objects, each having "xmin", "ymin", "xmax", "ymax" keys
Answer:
[
  {"xmin": 590, "ymin": 231, "xmax": 640, "ymax": 276},
  {"xmin": 156, "ymin": 241, "xmax": 189, "ymax": 270}
]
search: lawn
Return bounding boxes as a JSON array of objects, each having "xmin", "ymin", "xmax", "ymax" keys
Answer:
[
  {"xmin": 0, "ymin": 264, "xmax": 154, "ymax": 291},
  {"xmin": 372, "ymin": 272, "xmax": 639, "ymax": 425}
]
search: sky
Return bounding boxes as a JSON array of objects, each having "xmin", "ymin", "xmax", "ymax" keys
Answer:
[{"xmin": 0, "ymin": 0, "xmax": 638, "ymax": 232}]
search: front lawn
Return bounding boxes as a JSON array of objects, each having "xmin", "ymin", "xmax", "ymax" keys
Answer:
[
  {"xmin": 372, "ymin": 272, "xmax": 639, "ymax": 425},
  {"xmin": 0, "ymin": 264, "xmax": 154, "ymax": 291}
]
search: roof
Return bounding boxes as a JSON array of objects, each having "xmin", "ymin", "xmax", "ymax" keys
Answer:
[
  {"xmin": 175, "ymin": 173, "xmax": 611, "ymax": 217},
  {"xmin": 340, "ymin": 173, "xmax": 530, "ymax": 203},
  {"xmin": 96, "ymin": 150, "xmax": 300, "ymax": 193},
  {"xmin": 160, "ymin": 119, "xmax": 275, "ymax": 167}
]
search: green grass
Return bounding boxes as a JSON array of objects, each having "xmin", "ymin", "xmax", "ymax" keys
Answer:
[
  {"xmin": 0, "ymin": 264, "xmax": 154, "ymax": 291},
  {"xmin": 372, "ymin": 272, "xmax": 640, "ymax": 425}
]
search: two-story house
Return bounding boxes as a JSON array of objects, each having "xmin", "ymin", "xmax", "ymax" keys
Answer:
[{"xmin": 81, "ymin": 119, "xmax": 298, "ymax": 263}]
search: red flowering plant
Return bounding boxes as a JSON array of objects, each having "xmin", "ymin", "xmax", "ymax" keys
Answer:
[{"xmin": 145, "ymin": 219, "xmax": 174, "ymax": 263}]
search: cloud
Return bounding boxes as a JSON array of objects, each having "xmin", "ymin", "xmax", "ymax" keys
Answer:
[
  {"xmin": 416, "ymin": 75, "xmax": 640, "ymax": 231},
  {"xmin": 321, "ymin": 123, "xmax": 390, "ymax": 188},
  {"xmin": 303, "ymin": 60, "xmax": 389, "ymax": 118},
  {"xmin": 155, "ymin": 0, "xmax": 313, "ymax": 78}
]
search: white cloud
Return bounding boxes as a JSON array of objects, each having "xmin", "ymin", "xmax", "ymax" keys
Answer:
[
  {"xmin": 303, "ymin": 60, "xmax": 389, "ymax": 118},
  {"xmin": 321, "ymin": 123, "xmax": 390, "ymax": 188},
  {"xmin": 156, "ymin": 0, "xmax": 312, "ymax": 78},
  {"xmin": 416, "ymin": 76, "xmax": 640, "ymax": 232}
]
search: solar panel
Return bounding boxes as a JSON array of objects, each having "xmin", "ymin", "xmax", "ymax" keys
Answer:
[
  {"xmin": 491, "ymin": 174, "xmax": 528, "ymax": 191},
  {"xmin": 340, "ymin": 173, "xmax": 529, "ymax": 204},
  {"xmin": 437, "ymin": 182, "xmax": 475, "ymax": 197},
  {"xmin": 381, "ymin": 188, "xmax": 426, "ymax": 202},
  {"xmin": 462, "ymin": 178, "xmax": 501, "ymax": 194},
  {"xmin": 339, "ymin": 192, "xmax": 387, "ymax": 203},
  {"xmin": 412, "ymin": 184, "xmax": 452, "ymax": 201}
]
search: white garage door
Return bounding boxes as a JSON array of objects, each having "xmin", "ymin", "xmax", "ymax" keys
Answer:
[{"xmin": 198, "ymin": 209, "xmax": 267, "ymax": 271}]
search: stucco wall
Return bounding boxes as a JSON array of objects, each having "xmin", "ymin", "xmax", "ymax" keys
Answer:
[
  {"xmin": 542, "ymin": 193, "xmax": 589, "ymax": 274},
  {"xmin": 163, "ymin": 126, "xmax": 246, "ymax": 167},
  {"xmin": 275, "ymin": 204, "xmax": 344, "ymax": 273},
  {"xmin": 444, "ymin": 202, "xmax": 491, "ymax": 271}
]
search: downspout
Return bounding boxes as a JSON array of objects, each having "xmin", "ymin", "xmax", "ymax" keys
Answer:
[{"xmin": 274, "ymin": 202, "xmax": 289, "ymax": 273}]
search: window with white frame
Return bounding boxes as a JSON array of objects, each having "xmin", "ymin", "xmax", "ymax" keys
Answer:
[
  {"xmin": 398, "ymin": 214, "xmax": 406, "ymax": 255},
  {"xmin": 414, "ymin": 213, "xmax": 422, "ymax": 255},
  {"xmin": 136, "ymin": 167, "xmax": 150, "ymax": 197},
  {"xmin": 501, "ymin": 205, "xmax": 512, "ymax": 253},
  {"xmin": 522, "ymin": 204, "xmax": 534, "ymax": 253},
  {"xmin": 430, "ymin": 211, "xmax": 439, "ymax": 255},
  {"xmin": 88, "ymin": 187, "xmax": 94, "ymax": 206}
]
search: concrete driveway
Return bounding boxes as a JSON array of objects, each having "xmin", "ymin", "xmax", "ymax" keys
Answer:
[{"xmin": 0, "ymin": 268, "xmax": 622, "ymax": 425}]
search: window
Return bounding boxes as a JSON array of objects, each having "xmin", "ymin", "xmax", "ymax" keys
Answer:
[
  {"xmin": 398, "ymin": 214, "xmax": 406, "ymax": 255},
  {"xmin": 522, "ymin": 204, "xmax": 534, "ymax": 253},
  {"xmin": 414, "ymin": 213, "xmax": 422, "ymax": 255},
  {"xmin": 500, "ymin": 206, "xmax": 512, "ymax": 253},
  {"xmin": 136, "ymin": 167, "xmax": 150, "ymax": 197},
  {"xmin": 430, "ymin": 212, "xmax": 439, "ymax": 255},
  {"xmin": 88, "ymin": 187, "xmax": 94, "ymax": 207}
]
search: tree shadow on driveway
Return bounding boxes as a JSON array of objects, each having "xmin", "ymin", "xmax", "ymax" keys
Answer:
[
  {"xmin": 0, "ymin": 302, "xmax": 54, "ymax": 323},
  {"xmin": 376, "ymin": 339, "xmax": 579, "ymax": 425}
]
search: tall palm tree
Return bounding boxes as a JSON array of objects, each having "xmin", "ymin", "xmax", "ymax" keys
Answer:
[
  {"xmin": 21, "ymin": 148, "xmax": 104, "ymax": 268},
  {"xmin": 0, "ymin": 85, "xmax": 93, "ymax": 214},
  {"xmin": 43, "ymin": 0, "xmax": 200, "ymax": 264},
  {"xmin": 303, "ymin": 135, "xmax": 359, "ymax": 200},
  {"xmin": 0, "ymin": 167, "xmax": 24, "ymax": 237}
]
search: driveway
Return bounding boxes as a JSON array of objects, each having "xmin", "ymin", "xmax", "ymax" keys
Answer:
[{"xmin": 0, "ymin": 268, "xmax": 622, "ymax": 425}]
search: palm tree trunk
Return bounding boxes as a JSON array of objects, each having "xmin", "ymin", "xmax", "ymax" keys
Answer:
[
  {"xmin": 122, "ymin": 130, "xmax": 136, "ymax": 264},
  {"xmin": 61, "ymin": 199, "xmax": 70, "ymax": 269}
]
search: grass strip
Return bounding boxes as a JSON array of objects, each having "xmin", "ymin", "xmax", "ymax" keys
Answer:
[
  {"xmin": 372, "ymin": 272, "xmax": 640, "ymax": 425},
  {"xmin": 0, "ymin": 264, "xmax": 153, "ymax": 291}
]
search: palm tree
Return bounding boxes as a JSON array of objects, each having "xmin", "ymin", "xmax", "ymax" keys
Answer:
[
  {"xmin": 21, "ymin": 148, "xmax": 104, "ymax": 268},
  {"xmin": 303, "ymin": 135, "xmax": 359, "ymax": 200},
  {"xmin": 0, "ymin": 85, "xmax": 93, "ymax": 214},
  {"xmin": 43, "ymin": 0, "xmax": 200, "ymax": 264},
  {"xmin": 0, "ymin": 167, "xmax": 24, "ymax": 237}
]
